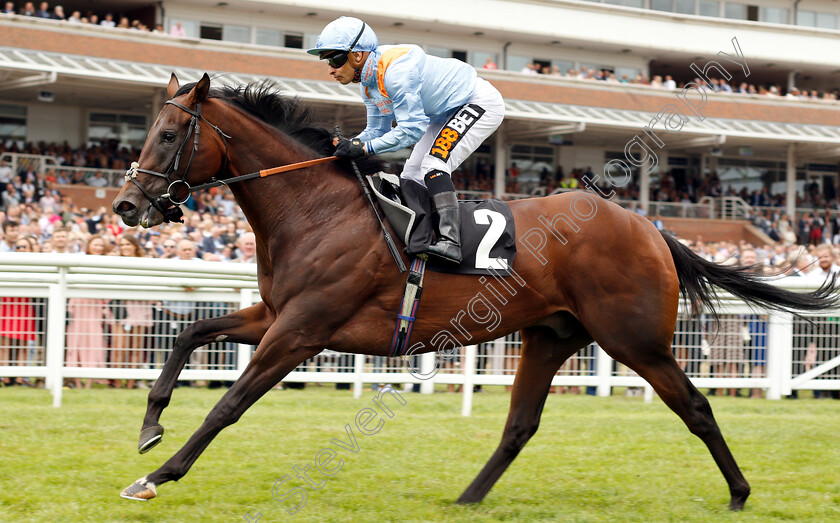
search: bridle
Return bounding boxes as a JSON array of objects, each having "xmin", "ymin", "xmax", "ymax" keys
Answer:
[
  {"xmin": 124, "ymin": 100, "xmax": 230, "ymax": 223},
  {"xmin": 124, "ymin": 98, "xmax": 338, "ymax": 223}
]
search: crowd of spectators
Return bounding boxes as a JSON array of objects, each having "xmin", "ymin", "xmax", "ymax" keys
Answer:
[
  {"xmin": 4, "ymin": 3, "xmax": 839, "ymax": 100},
  {"xmin": 496, "ymin": 59, "xmax": 840, "ymax": 102},
  {"xmin": 1, "ymin": 1, "xmax": 163, "ymax": 32}
]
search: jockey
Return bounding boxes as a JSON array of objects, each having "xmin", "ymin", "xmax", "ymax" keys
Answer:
[{"xmin": 308, "ymin": 16, "xmax": 505, "ymax": 265}]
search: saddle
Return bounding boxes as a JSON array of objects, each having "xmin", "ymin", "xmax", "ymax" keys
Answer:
[{"xmin": 366, "ymin": 173, "xmax": 516, "ymax": 276}]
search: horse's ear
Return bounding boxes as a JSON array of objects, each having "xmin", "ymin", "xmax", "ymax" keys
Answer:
[
  {"xmin": 167, "ymin": 73, "xmax": 180, "ymax": 99},
  {"xmin": 190, "ymin": 73, "xmax": 211, "ymax": 104}
]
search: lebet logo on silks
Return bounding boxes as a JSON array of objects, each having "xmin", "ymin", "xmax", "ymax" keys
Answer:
[{"xmin": 430, "ymin": 104, "xmax": 485, "ymax": 161}]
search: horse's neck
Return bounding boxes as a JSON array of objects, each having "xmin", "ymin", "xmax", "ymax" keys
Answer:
[{"xmin": 225, "ymin": 130, "xmax": 370, "ymax": 253}]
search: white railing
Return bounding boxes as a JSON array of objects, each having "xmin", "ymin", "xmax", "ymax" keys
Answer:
[
  {"xmin": 718, "ymin": 196, "xmax": 752, "ymax": 220},
  {"xmin": 0, "ymin": 152, "xmax": 124, "ymax": 187},
  {"xmin": 0, "ymin": 254, "xmax": 838, "ymax": 413}
]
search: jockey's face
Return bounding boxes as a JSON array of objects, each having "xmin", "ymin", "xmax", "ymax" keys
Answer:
[{"xmin": 327, "ymin": 51, "xmax": 366, "ymax": 85}]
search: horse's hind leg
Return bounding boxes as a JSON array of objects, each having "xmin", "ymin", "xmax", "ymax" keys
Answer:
[
  {"xmin": 611, "ymin": 345, "xmax": 750, "ymax": 510},
  {"xmin": 458, "ymin": 324, "xmax": 592, "ymax": 504},
  {"xmin": 139, "ymin": 302, "xmax": 273, "ymax": 453}
]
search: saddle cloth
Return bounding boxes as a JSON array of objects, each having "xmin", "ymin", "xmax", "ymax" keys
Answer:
[{"xmin": 366, "ymin": 173, "xmax": 516, "ymax": 276}]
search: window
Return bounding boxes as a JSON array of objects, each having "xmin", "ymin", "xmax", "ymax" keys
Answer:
[
  {"xmin": 796, "ymin": 10, "xmax": 816, "ymax": 27},
  {"xmin": 698, "ymin": 1, "xmax": 719, "ymax": 17},
  {"xmin": 256, "ymin": 28, "xmax": 282, "ymax": 47},
  {"xmin": 674, "ymin": 0, "xmax": 695, "ymax": 15},
  {"xmin": 511, "ymin": 145, "xmax": 554, "ymax": 185},
  {"xmin": 615, "ymin": 66, "xmax": 641, "ymax": 82},
  {"xmin": 88, "ymin": 113, "xmax": 147, "ymax": 148},
  {"xmin": 651, "ymin": 0, "xmax": 672, "ymax": 12},
  {"xmin": 168, "ymin": 18, "xmax": 197, "ymax": 37},
  {"xmin": 200, "ymin": 23, "xmax": 222, "ymax": 40},
  {"xmin": 222, "ymin": 24, "xmax": 250, "ymax": 43},
  {"xmin": 0, "ymin": 104, "xmax": 26, "ymax": 147},
  {"xmin": 284, "ymin": 32, "xmax": 303, "ymax": 49},
  {"xmin": 470, "ymin": 51, "xmax": 499, "ymax": 69},
  {"xmin": 760, "ymin": 7, "xmax": 789, "ymax": 25},
  {"xmin": 816, "ymin": 12, "xmax": 837, "ymax": 30},
  {"xmin": 425, "ymin": 47, "xmax": 466, "ymax": 62},
  {"xmin": 552, "ymin": 60, "xmax": 574, "ymax": 76},
  {"xmin": 506, "ymin": 55, "xmax": 531, "ymax": 72},
  {"xmin": 724, "ymin": 3, "xmax": 746, "ymax": 20}
]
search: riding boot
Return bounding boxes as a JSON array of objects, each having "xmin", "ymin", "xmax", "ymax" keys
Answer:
[{"xmin": 426, "ymin": 191, "xmax": 462, "ymax": 265}]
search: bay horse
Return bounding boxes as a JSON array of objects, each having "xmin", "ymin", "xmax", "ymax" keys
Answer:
[{"xmin": 113, "ymin": 73, "xmax": 837, "ymax": 510}]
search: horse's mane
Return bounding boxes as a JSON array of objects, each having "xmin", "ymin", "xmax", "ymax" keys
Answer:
[{"xmin": 175, "ymin": 80, "xmax": 381, "ymax": 176}]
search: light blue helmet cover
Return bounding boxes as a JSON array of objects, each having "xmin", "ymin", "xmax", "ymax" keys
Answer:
[{"xmin": 306, "ymin": 16, "xmax": 378, "ymax": 56}]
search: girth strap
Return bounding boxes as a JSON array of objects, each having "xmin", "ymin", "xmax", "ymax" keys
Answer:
[{"xmin": 389, "ymin": 257, "xmax": 427, "ymax": 356}]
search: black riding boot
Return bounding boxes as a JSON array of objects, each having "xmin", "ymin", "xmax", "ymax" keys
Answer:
[{"xmin": 426, "ymin": 191, "xmax": 462, "ymax": 265}]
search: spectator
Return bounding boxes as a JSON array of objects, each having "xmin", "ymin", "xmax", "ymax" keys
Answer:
[
  {"xmin": 0, "ymin": 158, "xmax": 12, "ymax": 194},
  {"xmin": 18, "ymin": 1, "xmax": 34, "ymax": 16},
  {"xmin": 1, "ymin": 236, "xmax": 38, "ymax": 385},
  {"xmin": 110, "ymin": 235, "xmax": 153, "ymax": 389},
  {"xmin": 483, "ymin": 57, "xmax": 498, "ymax": 70},
  {"xmin": 232, "ymin": 232, "xmax": 256, "ymax": 263},
  {"xmin": 2, "ymin": 2, "xmax": 15, "ymax": 14},
  {"xmin": 170, "ymin": 21, "xmax": 185, "ymax": 37},
  {"xmin": 117, "ymin": 16, "xmax": 129, "ymax": 29},
  {"xmin": 66, "ymin": 9, "xmax": 80, "ymax": 23},
  {"xmin": 50, "ymin": 226, "xmax": 71, "ymax": 253},
  {"xmin": 86, "ymin": 171, "xmax": 108, "ymax": 187},
  {"xmin": 33, "ymin": 0, "xmax": 47, "ymax": 18},
  {"xmin": 99, "ymin": 12, "xmax": 114, "ymax": 27},
  {"xmin": 663, "ymin": 75, "xmax": 676, "ymax": 89},
  {"xmin": 65, "ymin": 238, "xmax": 113, "ymax": 388},
  {"xmin": 160, "ymin": 238, "xmax": 177, "ymax": 259},
  {"xmin": 51, "ymin": 3, "xmax": 63, "ymax": 20},
  {"xmin": 520, "ymin": 62, "xmax": 538, "ymax": 75},
  {"xmin": 0, "ymin": 219, "xmax": 20, "ymax": 252},
  {"xmin": 740, "ymin": 249, "xmax": 768, "ymax": 399}
]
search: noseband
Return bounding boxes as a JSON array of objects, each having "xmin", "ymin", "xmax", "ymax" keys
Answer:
[{"xmin": 124, "ymin": 100, "xmax": 231, "ymax": 223}]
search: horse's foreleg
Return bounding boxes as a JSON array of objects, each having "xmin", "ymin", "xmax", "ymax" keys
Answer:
[
  {"xmin": 122, "ymin": 323, "xmax": 322, "ymax": 501},
  {"xmin": 139, "ymin": 302, "xmax": 272, "ymax": 453},
  {"xmin": 457, "ymin": 326, "xmax": 590, "ymax": 504}
]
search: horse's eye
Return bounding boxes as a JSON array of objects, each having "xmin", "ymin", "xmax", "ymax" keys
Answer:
[{"xmin": 162, "ymin": 131, "xmax": 177, "ymax": 143}]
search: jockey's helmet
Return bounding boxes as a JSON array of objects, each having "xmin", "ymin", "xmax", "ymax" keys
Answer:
[{"xmin": 306, "ymin": 17, "xmax": 378, "ymax": 59}]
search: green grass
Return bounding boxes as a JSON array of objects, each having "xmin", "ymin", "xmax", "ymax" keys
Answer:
[{"xmin": 1, "ymin": 385, "xmax": 839, "ymax": 522}]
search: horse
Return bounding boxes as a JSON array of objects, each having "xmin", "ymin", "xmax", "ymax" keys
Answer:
[{"xmin": 112, "ymin": 73, "xmax": 838, "ymax": 510}]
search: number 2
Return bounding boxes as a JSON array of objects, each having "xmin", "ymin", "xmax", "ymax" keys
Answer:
[{"xmin": 473, "ymin": 209, "xmax": 508, "ymax": 270}]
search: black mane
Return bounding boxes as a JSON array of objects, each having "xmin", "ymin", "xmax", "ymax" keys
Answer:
[{"xmin": 175, "ymin": 80, "xmax": 381, "ymax": 175}]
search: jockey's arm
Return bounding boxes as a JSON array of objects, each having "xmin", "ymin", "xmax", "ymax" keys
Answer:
[
  {"xmin": 354, "ymin": 101, "xmax": 392, "ymax": 144},
  {"xmin": 363, "ymin": 65, "xmax": 429, "ymax": 155}
]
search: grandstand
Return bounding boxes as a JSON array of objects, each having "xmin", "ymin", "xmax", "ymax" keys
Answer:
[
  {"xmin": 1, "ymin": 1, "xmax": 839, "ymax": 401},
  {"xmin": 2, "ymin": 1, "xmax": 840, "ymax": 231}
]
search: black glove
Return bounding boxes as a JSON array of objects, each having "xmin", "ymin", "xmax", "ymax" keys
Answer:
[{"xmin": 334, "ymin": 138, "xmax": 366, "ymax": 159}]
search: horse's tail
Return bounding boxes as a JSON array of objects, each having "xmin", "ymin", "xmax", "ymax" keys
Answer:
[{"xmin": 660, "ymin": 230, "xmax": 840, "ymax": 317}]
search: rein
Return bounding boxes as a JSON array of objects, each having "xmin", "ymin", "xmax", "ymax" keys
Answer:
[{"xmin": 125, "ymin": 99, "xmax": 338, "ymax": 223}]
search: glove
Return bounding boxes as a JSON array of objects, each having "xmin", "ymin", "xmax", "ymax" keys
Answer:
[{"xmin": 334, "ymin": 138, "xmax": 367, "ymax": 159}]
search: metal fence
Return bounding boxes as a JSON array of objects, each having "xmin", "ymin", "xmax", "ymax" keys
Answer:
[{"xmin": 1, "ymin": 254, "xmax": 838, "ymax": 413}]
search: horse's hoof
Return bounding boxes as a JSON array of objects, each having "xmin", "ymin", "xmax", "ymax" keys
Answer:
[
  {"xmin": 729, "ymin": 486, "xmax": 750, "ymax": 510},
  {"xmin": 120, "ymin": 476, "xmax": 157, "ymax": 501},
  {"xmin": 138, "ymin": 425, "xmax": 164, "ymax": 454}
]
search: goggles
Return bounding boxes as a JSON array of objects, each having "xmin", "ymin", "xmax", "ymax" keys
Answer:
[{"xmin": 325, "ymin": 51, "xmax": 350, "ymax": 69}]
